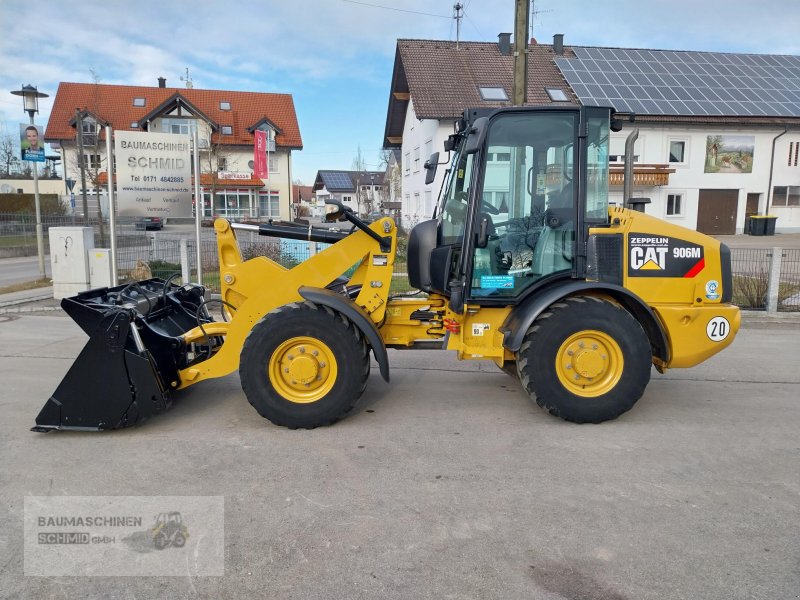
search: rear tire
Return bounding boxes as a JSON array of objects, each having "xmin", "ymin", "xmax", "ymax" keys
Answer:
[
  {"xmin": 239, "ymin": 302, "xmax": 370, "ymax": 429},
  {"xmin": 517, "ymin": 296, "xmax": 651, "ymax": 423}
]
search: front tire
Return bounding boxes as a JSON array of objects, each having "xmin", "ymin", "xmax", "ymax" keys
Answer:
[
  {"xmin": 239, "ymin": 302, "xmax": 370, "ymax": 429},
  {"xmin": 517, "ymin": 296, "xmax": 651, "ymax": 423}
]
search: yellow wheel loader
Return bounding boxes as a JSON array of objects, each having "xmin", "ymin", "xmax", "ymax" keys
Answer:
[{"xmin": 33, "ymin": 105, "xmax": 740, "ymax": 431}]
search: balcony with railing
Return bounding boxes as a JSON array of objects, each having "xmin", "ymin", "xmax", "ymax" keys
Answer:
[{"xmin": 609, "ymin": 164, "xmax": 675, "ymax": 187}]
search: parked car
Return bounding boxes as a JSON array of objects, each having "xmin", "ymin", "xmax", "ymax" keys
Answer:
[{"xmin": 135, "ymin": 216, "xmax": 163, "ymax": 231}]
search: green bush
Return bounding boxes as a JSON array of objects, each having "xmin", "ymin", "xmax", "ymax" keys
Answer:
[{"xmin": 148, "ymin": 259, "xmax": 182, "ymax": 280}]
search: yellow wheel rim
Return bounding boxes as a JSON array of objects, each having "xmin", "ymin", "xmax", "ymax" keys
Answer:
[
  {"xmin": 268, "ymin": 336, "xmax": 338, "ymax": 404},
  {"xmin": 555, "ymin": 330, "xmax": 624, "ymax": 397}
]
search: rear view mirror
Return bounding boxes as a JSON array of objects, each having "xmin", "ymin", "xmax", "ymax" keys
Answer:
[
  {"xmin": 424, "ymin": 152, "xmax": 440, "ymax": 185},
  {"xmin": 464, "ymin": 117, "xmax": 488, "ymax": 155}
]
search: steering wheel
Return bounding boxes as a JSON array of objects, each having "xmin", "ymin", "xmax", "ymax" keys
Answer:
[{"xmin": 454, "ymin": 190, "xmax": 500, "ymax": 215}]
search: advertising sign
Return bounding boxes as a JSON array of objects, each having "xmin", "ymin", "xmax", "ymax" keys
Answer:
[
  {"xmin": 253, "ymin": 130, "xmax": 268, "ymax": 178},
  {"xmin": 115, "ymin": 131, "xmax": 192, "ymax": 217},
  {"xmin": 20, "ymin": 123, "xmax": 45, "ymax": 162}
]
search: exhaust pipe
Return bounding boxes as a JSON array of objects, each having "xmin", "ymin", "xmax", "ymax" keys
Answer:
[{"xmin": 623, "ymin": 128, "xmax": 638, "ymax": 209}]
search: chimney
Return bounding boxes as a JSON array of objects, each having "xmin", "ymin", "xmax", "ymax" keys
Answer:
[
  {"xmin": 553, "ymin": 33, "xmax": 564, "ymax": 55},
  {"xmin": 158, "ymin": 77, "xmax": 166, "ymax": 88},
  {"xmin": 498, "ymin": 32, "xmax": 512, "ymax": 56}
]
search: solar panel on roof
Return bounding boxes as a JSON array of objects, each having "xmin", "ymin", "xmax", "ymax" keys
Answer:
[
  {"xmin": 555, "ymin": 48, "xmax": 800, "ymax": 118},
  {"xmin": 321, "ymin": 171, "xmax": 354, "ymax": 190}
]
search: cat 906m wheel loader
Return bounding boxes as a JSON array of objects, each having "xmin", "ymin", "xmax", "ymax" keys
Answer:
[{"xmin": 33, "ymin": 105, "xmax": 740, "ymax": 432}]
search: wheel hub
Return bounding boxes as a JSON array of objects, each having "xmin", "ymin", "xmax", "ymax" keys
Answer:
[
  {"xmin": 269, "ymin": 338, "xmax": 337, "ymax": 403},
  {"xmin": 556, "ymin": 330, "xmax": 624, "ymax": 397},
  {"xmin": 288, "ymin": 355, "xmax": 318, "ymax": 384}
]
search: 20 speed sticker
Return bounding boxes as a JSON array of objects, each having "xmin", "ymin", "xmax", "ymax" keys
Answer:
[{"xmin": 706, "ymin": 316, "xmax": 730, "ymax": 342}]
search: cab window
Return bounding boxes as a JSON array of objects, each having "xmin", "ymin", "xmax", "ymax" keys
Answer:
[{"xmin": 471, "ymin": 111, "xmax": 577, "ymax": 298}]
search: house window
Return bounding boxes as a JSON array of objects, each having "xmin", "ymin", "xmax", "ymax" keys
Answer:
[
  {"xmin": 221, "ymin": 126, "xmax": 233, "ymax": 135},
  {"xmin": 545, "ymin": 88, "xmax": 569, "ymax": 102},
  {"xmin": 666, "ymin": 193, "xmax": 683, "ymax": 216},
  {"xmin": 258, "ymin": 191, "xmax": 281, "ymax": 218},
  {"xmin": 669, "ymin": 140, "xmax": 687, "ymax": 163},
  {"xmin": 404, "ymin": 153, "xmax": 410, "ymax": 176},
  {"xmin": 256, "ymin": 124, "xmax": 277, "ymax": 151},
  {"xmin": 413, "ymin": 146, "xmax": 420, "ymax": 172},
  {"xmin": 488, "ymin": 152, "xmax": 511, "ymax": 162},
  {"xmin": 161, "ymin": 118, "xmax": 194, "ymax": 135},
  {"xmin": 268, "ymin": 156, "xmax": 279, "ymax": 173},
  {"xmin": 478, "ymin": 86, "xmax": 508, "ymax": 101},
  {"xmin": 220, "ymin": 101, "xmax": 231, "ymax": 110},
  {"xmin": 609, "ymin": 154, "xmax": 639, "ymax": 163},
  {"xmin": 424, "ymin": 190, "xmax": 432, "ymax": 216},
  {"xmin": 772, "ymin": 185, "xmax": 800, "ymax": 207},
  {"xmin": 789, "ymin": 142, "xmax": 799, "ymax": 167},
  {"xmin": 132, "ymin": 98, "xmax": 146, "ymax": 107},
  {"xmin": 81, "ymin": 118, "xmax": 98, "ymax": 145},
  {"xmin": 209, "ymin": 189, "xmax": 252, "ymax": 218},
  {"xmin": 81, "ymin": 154, "xmax": 101, "ymax": 170},
  {"xmin": 424, "ymin": 139, "xmax": 433, "ymax": 163},
  {"xmin": 218, "ymin": 157, "xmax": 228, "ymax": 171},
  {"xmin": 131, "ymin": 122, "xmax": 139, "ymax": 128}
]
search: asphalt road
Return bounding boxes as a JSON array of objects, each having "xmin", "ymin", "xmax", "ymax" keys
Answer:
[
  {"xmin": 0, "ymin": 311, "xmax": 798, "ymax": 599},
  {"xmin": 0, "ymin": 256, "xmax": 51, "ymax": 287}
]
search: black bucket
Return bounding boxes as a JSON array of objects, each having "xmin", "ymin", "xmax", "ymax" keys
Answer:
[{"xmin": 33, "ymin": 279, "xmax": 210, "ymax": 432}]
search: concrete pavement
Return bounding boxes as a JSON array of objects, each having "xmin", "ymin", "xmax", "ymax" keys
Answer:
[{"xmin": 0, "ymin": 308, "xmax": 798, "ymax": 599}]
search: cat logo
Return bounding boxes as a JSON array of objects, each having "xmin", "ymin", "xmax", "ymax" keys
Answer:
[
  {"xmin": 630, "ymin": 245, "xmax": 667, "ymax": 270},
  {"xmin": 628, "ymin": 233, "xmax": 705, "ymax": 278},
  {"xmin": 629, "ymin": 236, "xmax": 669, "ymax": 271}
]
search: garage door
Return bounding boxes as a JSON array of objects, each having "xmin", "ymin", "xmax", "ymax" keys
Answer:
[{"xmin": 697, "ymin": 189, "xmax": 738, "ymax": 235}]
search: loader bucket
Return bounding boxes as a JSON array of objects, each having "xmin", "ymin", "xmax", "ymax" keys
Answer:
[{"xmin": 33, "ymin": 278, "xmax": 210, "ymax": 432}]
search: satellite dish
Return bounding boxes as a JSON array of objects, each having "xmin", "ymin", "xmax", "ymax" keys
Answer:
[
  {"xmin": 0, "ymin": 184, "xmax": 14, "ymax": 193},
  {"xmin": 248, "ymin": 160, "xmax": 255, "ymax": 169}
]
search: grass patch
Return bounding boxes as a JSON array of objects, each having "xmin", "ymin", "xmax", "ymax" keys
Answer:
[{"xmin": 0, "ymin": 278, "xmax": 51, "ymax": 295}]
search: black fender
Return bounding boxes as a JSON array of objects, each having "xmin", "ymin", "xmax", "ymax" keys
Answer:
[
  {"xmin": 500, "ymin": 281, "xmax": 670, "ymax": 362},
  {"xmin": 299, "ymin": 286, "xmax": 390, "ymax": 382}
]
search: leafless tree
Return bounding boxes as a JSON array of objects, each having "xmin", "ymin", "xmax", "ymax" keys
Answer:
[
  {"xmin": 0, "ymin": 129, "xmax": 20, "ymax": 176},
  {"xmin": 196, "ymin": 126, "xmax": 236, "ymax": 218}
]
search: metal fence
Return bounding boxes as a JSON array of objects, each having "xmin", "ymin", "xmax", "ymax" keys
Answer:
[
  {"xmin": 115, "ymin": 231, "xmax": 414, "ymax": 296},
  {"xmin": 0, "ymin": 212, "xmax": 121, "ymax": 257},
  {"xmin": 730, "ymin": 247, "xmax": 800, "ymax": 312},
  {"xmin": 777, "ymin": 248, "xmax": 800, "ymax": 312},
  {"xmin": 4, "ymin": 211, "xmax": 795, "ymax": 310}
]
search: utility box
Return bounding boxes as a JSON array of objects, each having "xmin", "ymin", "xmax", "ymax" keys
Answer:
[
  {"xmin": 88, "ymin": 249, "xmax": 113, "ymax": 289},
  {"xmin": 49, "ymin": 226, "xmax": 94, "ymax": 299}
]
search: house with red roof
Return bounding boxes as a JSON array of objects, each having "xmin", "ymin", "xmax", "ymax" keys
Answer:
[{"xmin": 45, "ymin": 78, "xmax": 302, "ymax": 221}]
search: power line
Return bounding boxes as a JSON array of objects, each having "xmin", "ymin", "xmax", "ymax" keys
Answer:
[{"xmin": 339, "ymin": 0, "xmax": 450, "ymax": 18}]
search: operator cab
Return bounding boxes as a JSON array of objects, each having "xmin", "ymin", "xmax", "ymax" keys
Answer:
[{"xmin": 408, "ymin": 105, "xmax": 613, "ymax": 311}]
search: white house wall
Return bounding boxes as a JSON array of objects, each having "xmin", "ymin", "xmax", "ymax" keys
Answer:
[
  {"xmin": 400, "ymin": 99, "xmax": 455, "ymax": 226},
  {"xmin": 770, "ymin": 133, "xmax": 800, "ymax": 231},
  {"xmin": 613, "ymin": 124, "xmax": 800, "ymax": 233},
  {"xmin": 401, "ymin": 106, "xmax": 800, "ymax": 233}
]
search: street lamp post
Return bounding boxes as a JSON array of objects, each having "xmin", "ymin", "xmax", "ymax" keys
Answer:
[{"xmin": 11, "ymin": 84, "xmax": 49, "ymax": 280}]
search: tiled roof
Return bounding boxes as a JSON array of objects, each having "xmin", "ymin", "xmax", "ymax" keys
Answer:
[
  {"xmin": 45, "ymin": 82, "xmax": 302, "ymax": 149},
  {"xmin": 384, "ymin": 39, "xmax": 577, "ymax": 146}
]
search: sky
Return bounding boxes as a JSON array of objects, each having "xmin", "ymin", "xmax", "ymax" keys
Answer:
[{"xmin": 1, "ymin": 0, "xmax": 799, "ymax": 184}]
